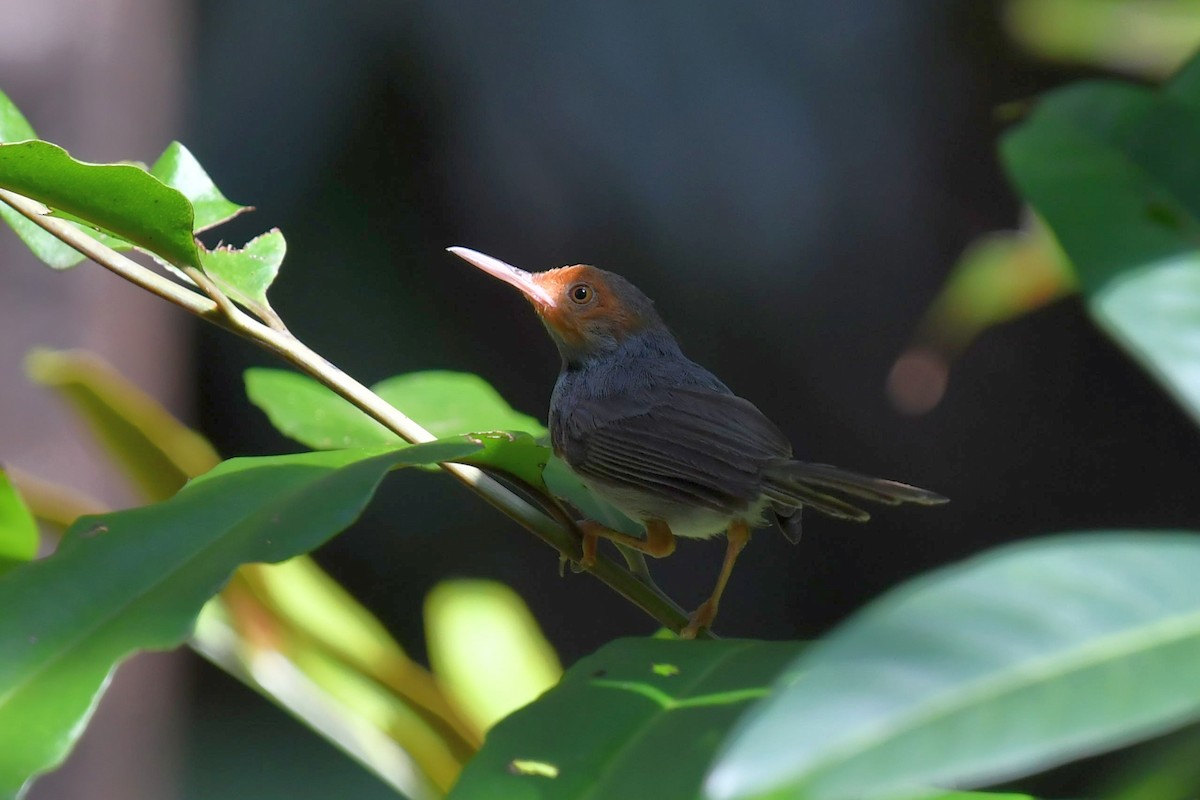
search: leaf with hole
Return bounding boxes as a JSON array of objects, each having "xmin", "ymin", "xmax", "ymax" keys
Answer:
[
  {"xmin": 199, "ymin": 229, "xmax": 286, "ymax": 325},
  {"xmin": 448, "ymin": 637, "xmax": 801, "ymax": 800}
]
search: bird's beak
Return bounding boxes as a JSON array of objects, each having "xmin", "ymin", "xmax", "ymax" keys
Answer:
[{"xmin": 448, "ymin": 247, "xmax": 557, "ymax": 309}]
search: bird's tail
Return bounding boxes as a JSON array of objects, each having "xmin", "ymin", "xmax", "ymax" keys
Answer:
[{"xmin": 762, "ymin": 459, "xmax": 948, "ymax": 527}]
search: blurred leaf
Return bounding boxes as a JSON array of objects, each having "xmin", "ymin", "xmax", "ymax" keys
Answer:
[
  {"xmin": 5, "ymin": 467, "xmax": 106, "ymax": 531},
  {"xmin": 199, "ymin": 229, "xmax": 286, "ymax": 324},
  {"xmin": 888, "ymin": 216, "xmax": 1076, "ymax": 415},
  {"xmin": 1002, "ymin": 54, "xmax": 1200, "ymax": 426},
  {"xmin": 0, "ymin": 91, "xmax": 122, "ymax": 269},
  {"xmin": 0, "ymin": 139, "xmax": 202, "ymax": 269},
  {"xmin": 425, "ymin": 580, "xmax": 561, "ymax": 733},
  {"xmin": 240, "ymin": 558, "xmax": 482, "ymax": 751},
  {"xmin": 449, "ymin": 638, "xmax": 800, "ymax": 800},
  {"xmin": 149, "ymin": 141, "xmax": 248, "ymax": 232},
  {"xmin": 706, "ymin": 532, "xmax": 1200, "ymax": 800},
  {"xmin": 289, "ymin": 639, "xmax": 466, "ymax": 795},
  {"xmin": 1005, "ymin": 0, "xmax": 1200, "ymax": 79},
  {"xmin": 26, "ymin": 348, "xmax": 219, "ymax": 500},
  {"xmin": 0, "ymin": 468, "xmax": 37, "ymax": 573},
  {"xmin": 191, "ymin": 602, "xmax": 442, "ymax": 800},
  {"xmin": 1002, "ymin": 59, "xmax": 1200, "ymax": 293},
  {"xmin": 0, "ymin": 441, "xmax": 478, "ymax": 797},
  {"xmin": 246, "ymin": 368, "xmax": 547, "ymax": 448},
  {"xmin": 1091, "ymin": 255, "xmax": 1200, "ymax": 426}
]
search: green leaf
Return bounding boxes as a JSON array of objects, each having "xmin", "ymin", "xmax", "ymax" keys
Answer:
[
  {"xmin": 706, "ymin": 532, "xmax": 1200, "ymax": 800},
  {"xmin": 199, "ymin": 229, "xmax": 285, "ymax": 323},
  {"xmin": 0, "ymin": 90, "xmax": 34, "ymax": 144},
  {"xmin": 0, "ymin": 139, "xmax": 201, "ymax": 269},
  {"xmin": 448, "ymin": 638, "xmax": 801, "ymax": 800},
  {"xmin": 1002, "ymin": 79, "xmax": 1200, "ymax": 293},
  {"xmin": 245, "ymin": 368, "xmax": 547, "ymax": 449},
  {"xmin": 455, "ymin": 431, "xmax": 549, "ymax": 489},
  {"xmin": 1091, "ymin": 255, "xmax": 1200, "ymax": 427},
  {"xmin": 149, "ymin": 141, "xmax": 248, "ymax": 232},
  {"xmin": 26, "ymin": 349, "xmax": 220, "ymax": 501},
  {"xmin": 425, "ymin": 580, "xmax": 561, "ymax": 733},
  {"xmin": 0, "ymin": 468, "xmax": 37, "ymax": 573},
  {"xmin": 0, "ymin": 92, "xmax": 117, "ymax": 269},
  {"xmin": 1000, "ymin": 54, "xmax": 1200, "ymax": 427},
  {"xmin": 0, "ymin": 441, "xmax": 479, "ymax": 798},
  {"xmin": 373, "ymin": 372, "xmax": 548, "ymax": 440}
]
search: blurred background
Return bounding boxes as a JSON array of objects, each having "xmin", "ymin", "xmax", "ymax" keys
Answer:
[{"xmin": 5, "ymin": 1, "xmax": 1200, "ymax": 798}]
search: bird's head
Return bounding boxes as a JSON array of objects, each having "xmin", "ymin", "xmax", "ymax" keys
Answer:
[{"xmin": 450, "ymin": 247, "xmax": 665, "ymax": 365}]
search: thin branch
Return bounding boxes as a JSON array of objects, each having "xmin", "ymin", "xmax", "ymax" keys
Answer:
[{"xmin": 0, "ymin": 188, "xmax": 695, "ymax": 633}]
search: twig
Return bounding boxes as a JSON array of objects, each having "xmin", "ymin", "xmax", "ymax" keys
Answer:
[{"xmin": 0, "ymin": 187, "xmax": 694, "ymax": 633}]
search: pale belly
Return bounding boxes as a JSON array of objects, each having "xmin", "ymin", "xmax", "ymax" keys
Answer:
[{"xmin": 580, "ymin": 474, "xmax": 771, "ymax": 540}]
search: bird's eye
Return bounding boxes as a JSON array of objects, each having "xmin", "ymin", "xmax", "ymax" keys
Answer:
[{"xmin": 568, "ymin": 283, "xmax": 594, "ymax": 304}]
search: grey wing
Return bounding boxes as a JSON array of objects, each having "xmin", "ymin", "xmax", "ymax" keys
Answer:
[{"xmin": 556, "ymin": 387, "xmax": 792, "ymax": 515}]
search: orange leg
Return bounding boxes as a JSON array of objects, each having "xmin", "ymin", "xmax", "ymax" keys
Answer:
[
  {"xmin": 578, "ymin": 518, "xmax": 676, "ymax": 568},
  {"xmin": 682, "ymin": 520, "xmax": 751, "ymax": 639}
]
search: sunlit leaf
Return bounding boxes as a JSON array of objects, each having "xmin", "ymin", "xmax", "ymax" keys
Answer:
[
  {"xmin": 425, "ymin": 580, "xmax": 561, "ymax": 732},
  {"xmin": 706, "ymin": 532, "xmax": 1200, "ymax": 800},
  {"xmin": 0, "ymin": 468, "xmax": 37, "ymax": 573},
  {"xmin": 0, "ymin": 441, "xmax": 478, "ymax": 797},
  {"xmin": 149, "ymin": 141, "xmax": 248, "ymax": 232},
  {"xmin": 199, "ymin": 229, "xmax": 285, "ymax": 323},
  {"xmin": 1004, "ymin": 0, "xmax": 1200, "ymax": 79},
  {"xmin": 449, "ymin": 638, "xmax": 800, "ymax": 800},
  {"xmin": 0, "ymin": 139, "xmax": 201, "ymax": 269},
  {"xmin": 246, "ymin": 368, "xmax": 547, "ymax": 448}
]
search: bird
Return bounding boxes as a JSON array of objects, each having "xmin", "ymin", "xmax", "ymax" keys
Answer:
[{"xmin": 449, "ymin": 246, "xmax": 947, "ymax": 638}]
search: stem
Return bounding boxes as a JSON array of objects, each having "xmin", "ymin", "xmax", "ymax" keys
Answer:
[{"xmin": 0, "ymin": 188, "xmax": 695, "ymax": 633}]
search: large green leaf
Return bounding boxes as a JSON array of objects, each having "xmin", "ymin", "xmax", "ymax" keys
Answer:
[
  {"xmin": 1001, "ymin": 54, "xmax": 1200, "ymax": 425},
  {"xmin": 0, "ymin": 469, "xmax": 37, "ymax": 573},
  {"xmin": 0, "ymin": 139, "xmax": 202, "ymax": 270},
  {"xmin": 0, "ymin": 441, "xmax": 478, "ymax": 798},
  {"xmin": 449, "ymin": 637, "xmax": 801, "ymax": 800},
  {"xmin": 706, "ymin": 532, "xmax": 1200, "ymax": 800},
  {"xmin": 1090, "ymin": 255, "xmax": 1200, "ymax": 427},
  {"xmin": 1002, "ymin": 61, "xmax": 1200, "ymax": 293}
]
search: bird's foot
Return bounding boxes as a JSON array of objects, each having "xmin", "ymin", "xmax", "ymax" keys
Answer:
[{"xmin": 681, "ymin": 598, "xmax": 718, "ymax": 640}]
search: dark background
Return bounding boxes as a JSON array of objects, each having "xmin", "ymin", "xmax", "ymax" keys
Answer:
[
  {"xmin": 191, "ymin": 1, "xmax": 1200, "ymax": 656},
  {"xmin": 13, "ymin": 1, "xmax": 1200, "ymax": 797}
]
